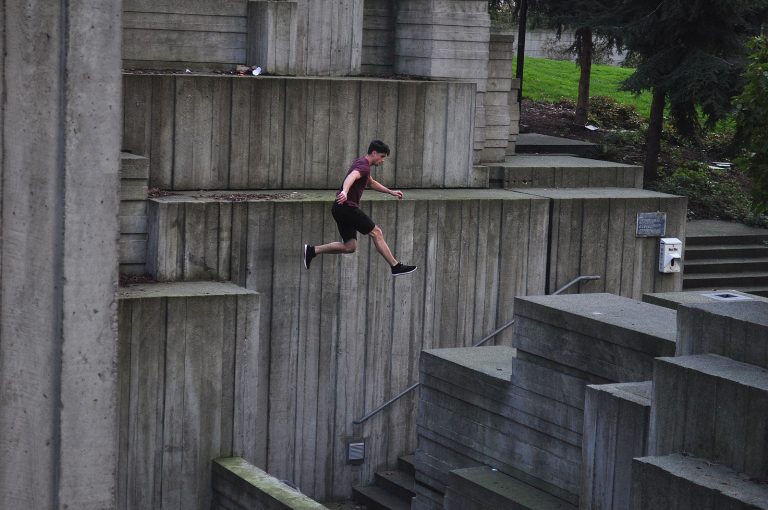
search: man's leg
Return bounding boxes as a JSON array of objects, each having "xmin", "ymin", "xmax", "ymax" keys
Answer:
[
  {"xmin": 303, "ymin": 239, "xmax": 356, "ymax": 269},
  {"xmin": 368, "ymin": 226, "xmax": 397, "ymax": 266}
]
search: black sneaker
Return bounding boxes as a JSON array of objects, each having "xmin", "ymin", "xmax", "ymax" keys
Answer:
[
  {"xmin": 303, "ymin": 244, "xmax": 316, "ymax": 269},
  {"xmin": 391, "ymin": 262, "xmax": 417, "ymax": 276}
]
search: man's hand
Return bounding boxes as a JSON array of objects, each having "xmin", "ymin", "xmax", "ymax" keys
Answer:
[
  {"xmin": 391, "ymin": 190, "xmax": 404, "ymax": 199},
  {"xmin": 336, "ymin": 190, "xmax": 348, "ymax": 204}
]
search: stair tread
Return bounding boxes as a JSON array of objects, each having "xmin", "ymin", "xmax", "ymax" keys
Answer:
[
  {"xmin": 685, "ymin": 257, "xmax": 768, "ymax": 264},
  {"xmin": 684, "ymin": 271, "xmax": 768, "ymax": 279},
  {"xmin": 376, "ymin": 470, "xmax": 415, "ymax": 494},
  {"xmin": 352, "ymin": 485, "xmax": 411, "ymax": 510},
  {"xmin": 686, "ymin": 243, "xmax": 768, "ymax": 251}
]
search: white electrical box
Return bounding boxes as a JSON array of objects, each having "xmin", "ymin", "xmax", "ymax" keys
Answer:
[{"xmin": 659, "ymin": 237, "xmax": 682, "ymax": 273}]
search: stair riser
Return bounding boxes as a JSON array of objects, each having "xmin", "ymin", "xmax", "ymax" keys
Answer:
[
  {"xmin": 686, "ymin": 235, "xmax": 768, "ymax": 247},
  {"xmin": 684, "ymin": 276, "xmax": 768, "ymax": 288},
  {"xmin": 684, "ymin": 261, "xmax": 768, "ymax": 274},
  {"xmin": 374, "ymin": 473, "xmax": 416, "ymax": 501},
  {"xmin": 352, "ymin": 487, "xmax": 410, "ymax": 510},
  {"xmin": 685, "ymin": 247, "xmax": 768, "ymax": 260}
]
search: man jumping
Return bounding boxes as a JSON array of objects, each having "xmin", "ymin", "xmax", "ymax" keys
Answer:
[{"xmin": 303, "ymin": 140, "xmax": 417, "ymax": 276}]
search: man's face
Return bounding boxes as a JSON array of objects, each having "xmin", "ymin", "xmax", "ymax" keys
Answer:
[{"xmin": 370, "ymin": 151, "xmax": 387, "ymax": 166}]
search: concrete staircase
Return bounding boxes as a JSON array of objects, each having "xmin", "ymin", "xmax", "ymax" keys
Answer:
[
  {"xmin": 352, "ymin": 455, "xmax": 416, "ymax": 510},
  {"xmin": 683, "ymin": 220, "xmax": 768, "ymax": 296},
  {"xmin": 515, "ymin": 133, "xmax": 599, "ymax": 158}
]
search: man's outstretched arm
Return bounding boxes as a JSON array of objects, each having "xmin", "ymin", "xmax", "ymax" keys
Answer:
[{"xmin": 369, "ymin": 177, "xmax": 403, "ymax": 199}]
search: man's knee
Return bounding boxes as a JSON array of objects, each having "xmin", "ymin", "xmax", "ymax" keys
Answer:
[
  {"xmin": 369, "ymin": 226, "xmax": 383, "ymax": 239},
  {"xmin": 343, "ymin": 240, "xmax": 357, "ymax": 253}
]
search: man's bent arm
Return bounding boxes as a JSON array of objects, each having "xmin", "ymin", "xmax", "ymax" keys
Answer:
[{"xmin": 336, "ymin": 170, "xmax": 363, "ymax": 203}]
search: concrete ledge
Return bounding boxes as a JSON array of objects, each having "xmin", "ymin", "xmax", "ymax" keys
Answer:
[
  {"xmin": 676, "ymin": 301, "xmax": 768, "ymax": 369},
  {"xmin": 632, "ymin": 454, "xmax": 768, "ymax": 510},
  {"xmin": 445, "ymin": 467, "xmax": 576, "ymax": 510},
  {"xmin": 581, "ymin": 382, "xmax": 651, "ymax": 510},
  {"xmin": 490, "ymin": 155, "xmax": 642, "ymax": 189},
  {"xmin": 650, "ymin": 354, "xmax": 768, "ymax": 480},
  {"xmin": 643, "ymin": 290, "xmax": 768, "ymax": 310},
  {"xmin": 513, "ymin": 294, "xmax": 676, "ymax": 382},
  {"xmin": 212, "ymin": 457, "xmax": 328, "ymax": 510}
]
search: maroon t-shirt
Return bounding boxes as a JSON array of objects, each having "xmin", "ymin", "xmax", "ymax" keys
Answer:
[{"xmin": 341, "ymin": 156, "xmax": 371, "ymax": 208}]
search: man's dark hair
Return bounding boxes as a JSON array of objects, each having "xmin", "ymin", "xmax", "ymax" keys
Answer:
[{"xmin": 367, "ymin": 140, "xmax": 390, "ymax": 156}]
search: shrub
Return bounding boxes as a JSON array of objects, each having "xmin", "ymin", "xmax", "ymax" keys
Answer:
[
  {"xmin": 587, "ymin": 96, "xmax": 645, "ymax": 130},
  {"xmin": 734, "ymin": 36, "xmax": 768, "ymax": 215}
]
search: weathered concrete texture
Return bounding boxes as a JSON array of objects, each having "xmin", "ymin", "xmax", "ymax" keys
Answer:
[
  {"xmin": 120, "ymin": 152, "xmax": 149, "ymax": 274},
  {"xmin": 0, "ymin": 0, "xmax": 122, "ymax": 508},
  {"xmin": 123, "ymin": 0, "xmax": 248, "ymax": 70},
  {"xmin": 147, "ymin": 190, "xmax": 548, "ymax": 499},
  {"xmin": 581, "ymin": 382, "xmax": 651, "ymax": 510},
  {"xmin": 649, "ymin": 354, "xmax": 768, "ymax": 480},
  {"xmin": 247, "ymin": 0, "xmax": 364, "ymax": 76},
  {"xmin": 631, "ymin": 454, "xmax": 768, "ymax": 510},
  {"xmin": 444, "ymin": 467, "xmax": 576, "ymax": 510},
  {"xmin": 643, "ymin": 289, "xmax": 768, "ymax": 310},
  {"xmin": 212, "ymin": 457, "xmax": 329, "ymax": 510},
  {"xmin": 481, "ymin": 30, "xmax": 514, "ymax": 164},
  {"xmin": 361, "ymin": 0, "xmax": 396, "ymax": 75},
  {"xmin": 417, "ymin": 347, "xmax": 581, "ymax": 506},
  {"xmin": 123, "ymin": 74, "xmax": 478, "ymax": 190},
  {"xmin": 514, "ymin": 188, "xmax": 687, "ymax": 297},
  {"xmin": 676, "ymin": 301, "xmax": 768, "ymax": 369},
  {"xmin": 513, "ymin": 294, "xmax": 677, "ymax": 383},
  {"xmin": 491, "ymin": 155, "xmax": 643, "ymax": 189},
  {"xmin": 117, "ymin": 283, "xmax": 260, "ymax": 509}
]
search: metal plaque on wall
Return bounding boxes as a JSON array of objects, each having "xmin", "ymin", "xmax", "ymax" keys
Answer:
[{"xmin": 636, "ymin": 212, "xmax": 667, "ymax": 237}]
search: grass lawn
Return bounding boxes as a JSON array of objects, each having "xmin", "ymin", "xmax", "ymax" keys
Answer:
[{"xmin": 518, "ymin": 57, "xmax": 653, "ymax": 118}]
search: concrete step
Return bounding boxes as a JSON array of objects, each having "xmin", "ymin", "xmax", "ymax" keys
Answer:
[
  {"xmin": 514, "ymin": 133, "xmax": 600, "ymax": 158},
  {"xmin": 685, "ymin": 220, "xmax": 768, "ymax": 247},
  {"xmin": 444, "ymin": 466, "xmax": 576, "ymax": 510},
  {"xmin": 683, "ymin": 271, "xmax": 768, "ymax": 289},
  {"xmin": 374, "ymin": 469, "xmax": 416, "ymax": 501},
  {"xmin": 487, "ymin": 154, "xmax": 642, "ymax": 189},
  {"xmin": 684, "ymin": 243, "xmax": 768, "ymax": 260},
  {"xmin": 352, "ymin": 485, "xmax": 411, "ymax": 510},
  {"xmin": 398, "ymin": 455, "xmax": 415, "ymax": 476},
  {"xmin": 651, "ymin": 354, "xmax": 768, "ymax": 480},
  {"xmin": 684, "ymin": 257, "xmax": 768, "ymax": 274},
  {"xmin": 632, "ymin": 453, "xmax": 768, "ymax": 510}
]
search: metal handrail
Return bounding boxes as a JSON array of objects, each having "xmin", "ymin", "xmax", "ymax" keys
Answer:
[
  {"xmin": 353, "ymin": 318, "xmax": 517, "ymax": 425},
  {"xmin": 352, "ymin": 275, "xmax": 601, "ymax": 425},
  {"xmin": 552, "ymin": 275, "xmax": 601, "ymax": 295}
]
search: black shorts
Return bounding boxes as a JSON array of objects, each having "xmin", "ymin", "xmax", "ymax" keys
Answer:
[{"xmin": 332, "ymin": 203, "xmax": 375, "ymax": 242}]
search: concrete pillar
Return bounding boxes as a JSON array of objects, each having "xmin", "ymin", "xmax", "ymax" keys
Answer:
[{"xmin": 0, "ymin": 0, "xmax": 121, "ymax": 508}]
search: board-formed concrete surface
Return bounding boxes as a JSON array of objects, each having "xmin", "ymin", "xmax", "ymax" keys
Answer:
[
  {"xmin": 581, "ymin": 382, "xmax": 651, "ymax": 510},
  {"xmin": 123, "ymin": 74, "xmax": 478, "ymax": 190},
  {"xmin": 120, "ymin": 152, "xmax": 149, "ymax": 273},
  {"xmin": 632, "ymin": 454, "xmax": 768, "ymax": 510},
  {"xmin": 118, "ymin": 283, "xmax": 260, "ymax": 509},
  {"xmin": 513, "ymin": 188, "xmax": 686, "ymax": 297},
  {"xmin": 649, "ymin": 354, "xmax": 768, "ymax": 480},
  {"xmin": 489, "ymin": 155, "xmax": 643, "ymax": 189},
  {"xmin": 0, "ymin": 0, "xmax": 122, "ymax": 508},
  {"xmin": 675, "ymin": 300, "xmax": 768, "ymax": 369}
]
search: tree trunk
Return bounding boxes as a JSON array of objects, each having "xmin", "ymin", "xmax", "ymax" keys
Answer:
[
  {"xmin": 574, "ymin": 27, "xmax": 593, "ymax": 126},
  {"xmin": 645, "ymin": 87, "xmax": 666, "ymax": 183}
]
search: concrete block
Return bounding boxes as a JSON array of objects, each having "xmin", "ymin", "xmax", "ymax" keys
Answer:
[
  {"xmin": 513, "ymin": 294, "xmax": 676, "ymax": 382},
  {"xmin": 676, "ymin": 301, "xmax": 768, "ymax": 370},
  {"xmin": 632, "ymin": 454, "xmax": 768, "ymax": 510},
  {"xmin": 643, "ymin": 290, "xmax": 768, "ymax": 310},
  {"xmin": 247, "ymin": 1, "xmax": 299, "ymax": 75},
  {"xmin": 446, "ymin": 467, "xmax": 576, "ymax": 510},
  {"xmin": 649, "ymin": 354, "xmax": 768, "ymax": 480},
  {"xmin": 581, "ymin": 382, "xmax": 651, "ymax": 510}
]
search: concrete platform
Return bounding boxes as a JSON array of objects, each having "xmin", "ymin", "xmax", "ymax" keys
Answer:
[
  {"xmin": 687, "ymin": 219, "xmax": 768, "ymax": 242},
  {"xmin": 515, "ymin": 133, "xmax": 599, "ymax": 158},
  {"xmin": 488, "ymin": 154, "xmax": 642, "ymax": 189},
  {"xmin": 643, "ymin": 290, "xmax": 768, "ymax": 310},
  {"xmin": 632, "ymin": 454, "xmax": 768, "ymax": 510}
]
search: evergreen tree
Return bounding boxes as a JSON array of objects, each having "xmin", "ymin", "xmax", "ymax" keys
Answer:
[{"xmin": 618, "ymin": 0, "xmax": 766, "ymax": 182}]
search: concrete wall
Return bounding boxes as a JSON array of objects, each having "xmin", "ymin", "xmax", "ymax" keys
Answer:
[
  {"xmin": 514, "ymin": 188, "xmax": 687, "ymax": 297},
  {"xmin": 362, "ymin": 0, "xmax": 396, "ymax": 75},
  {"xmin": 118, "ymin": 283, "xmax": 260, "ymax": 510},
  {"xmin": 0, "ymin": 1, "xmax": 122, "ymax": 508},
  {"xmin": 123, "ymin": 74, "xmax": 478, "ymax": 190},
  {"xmin": 145, "ymin": 189, "xmax": 549, "ymax": 499},
  {"xmin": 120, "ymin": 153, "xmax": 150, "ymax": 274},
  {"xmin": 123, "ymin": 0, "xmax": 249, "ymax": 70}
]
